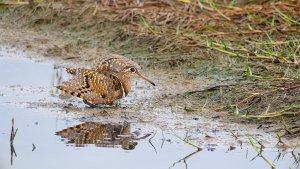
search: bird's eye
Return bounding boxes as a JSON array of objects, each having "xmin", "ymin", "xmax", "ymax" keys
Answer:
[{"xmin": 130, "ymin": 67, "xmax": 136, "ymax": 72}]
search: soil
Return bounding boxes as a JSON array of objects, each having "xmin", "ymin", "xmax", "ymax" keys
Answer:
[{"xmin": 0, "ymin": 1, "xmax": 299, "ymax": 150}]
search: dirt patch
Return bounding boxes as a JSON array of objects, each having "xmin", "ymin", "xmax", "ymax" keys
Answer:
[{"xmin": 0, "ymin": 0, "xmax": 299, "ymax": 149}]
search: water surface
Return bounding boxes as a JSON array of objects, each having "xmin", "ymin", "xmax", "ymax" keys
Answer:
[{"xmin": 0, "ymin": 51, "xmax": 298, "ymax": 169}]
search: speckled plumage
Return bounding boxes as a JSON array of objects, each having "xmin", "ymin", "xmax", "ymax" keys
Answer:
[{"xmin": 57, "ymin": 58, "xmax": 155, "ymax": 106}]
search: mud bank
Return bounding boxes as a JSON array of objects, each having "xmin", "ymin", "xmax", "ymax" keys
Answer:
[{"xmin": 0, "ymin": 47, "xmax": 299, "ymax": 169}]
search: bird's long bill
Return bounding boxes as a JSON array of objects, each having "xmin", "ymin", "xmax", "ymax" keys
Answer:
[{"xmin": 138, "ymin": 73, "xmax": 156, "ymax": 86}]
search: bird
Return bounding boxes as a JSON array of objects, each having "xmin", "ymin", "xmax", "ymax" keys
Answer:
[
  {"xmin": 55, "ymin": 121, "xmax": 138, "ymax": 150},
  {"xmin": 57, "ymin": 58, "xmax": 155, "ymax": 106}
]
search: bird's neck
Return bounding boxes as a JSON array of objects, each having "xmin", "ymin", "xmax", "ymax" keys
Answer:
[
  {"xmin": 119, "ymin": 76, "xmax": 131, "ymax": 97},
  {"xmin": 104, "ymin": 71, "xmax": 132, "ymax": 97}
]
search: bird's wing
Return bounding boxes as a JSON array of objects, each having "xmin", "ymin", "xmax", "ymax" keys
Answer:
[
  {"xmin": 85, "ymin": 72, "xmax": 123, "ymax": 104},
  {"xmin": 57, "ymin": 69, "xmax": 119, "ymax": 105},
  {"xmin": 57, "ymin": 68, "xmax": 93, "ymax": 98}
]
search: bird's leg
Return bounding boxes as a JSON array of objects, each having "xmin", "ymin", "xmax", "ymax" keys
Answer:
[
  {"xmin": 83, "ymin": 100, "xmax": 98, "ymax": 108},
  {"xmin": 83, "ymin": 97, "xmax": 115, "ymax": 108},
  {"xmin": 114, "ymin": 100, "xmax": 121, "ymax": 107},
  {"xmin": 113, "ymin": 101, "xmax": 127, "ymax": 108}
]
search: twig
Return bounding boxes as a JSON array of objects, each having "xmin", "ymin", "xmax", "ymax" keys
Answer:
[
  {"xmin": 169, "ymin": 149, "xmax": 201, "ymax": 169},
  {"xmin": 148, "ymin": 132, "xmax": 157, "ymax": 154},
  {"xmin": 229, "ymin": 130, "xmax": 238, "ymax": 140},
  {"xmin": 32, "ymin": 144, "xmax": 36, "ymax": 152},
  {"xmin": 10, "ymin": 118, "xmax": 18, "ymax": 144},
  {"xmin": 10, "ymin": 118, "xmax": 18, "ymax": 166}
]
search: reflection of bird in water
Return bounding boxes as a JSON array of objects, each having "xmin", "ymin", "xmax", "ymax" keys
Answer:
[
  {"xmin": 56, "ymin": 121, "xmax": 138, "ymax": 150},
  {"xmin": 57, "ymin": 58, "xmax": 155, "ymax": 106}
]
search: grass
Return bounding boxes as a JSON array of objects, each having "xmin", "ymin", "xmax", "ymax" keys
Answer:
[
  {"xmin": 198, "ymin": 0, "xmax": 232, "ymax": 21},
  {"xmin": 272, "ymin": 3, "xmax": 300, "ymax": 26},
  {"xmin": 139, "ymin": 16, "xmax": 157, "ymax": 35},
  {"xmin": 244, "ymin": 64, "xmax": 295, "ymax": 80},
  {"xmin": 233, "ymin": 82, "xmax": 300, "ymax": 119},
  {"xmin": 248, "ymin": 136, "xmax": 276, "ymax": 169},
  {"xmin": 206, "ymin": 37, "xmax": 300, "ymax": 65},
  {"xmin": 172, "ymin": 131, "xmax": 202, "ymax": 150},
  {"xmin": 198, "ymin": 1, "xmax": 300, "ymax": 66},
  {"xmin": 184, "ymin": 31, "xmax": 299, "ymax": 67},
  {"xmin": 236, "ymin": 105, "xmax": 300, "ymax": 119}
]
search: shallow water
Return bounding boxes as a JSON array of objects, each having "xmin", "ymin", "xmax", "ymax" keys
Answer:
[{"xmin": 0, "ymin": 51, "xmax": 299, "ymax": 169}]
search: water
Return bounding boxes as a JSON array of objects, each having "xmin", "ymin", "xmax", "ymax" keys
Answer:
[{"xmin": 0, "ymin": 51, "xmax": 299, "ymax": 169}]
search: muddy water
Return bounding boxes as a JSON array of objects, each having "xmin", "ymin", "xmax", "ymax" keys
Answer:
[{"xmin": 0, "ymin": 50, "xmax": 298, "ymax": 169}]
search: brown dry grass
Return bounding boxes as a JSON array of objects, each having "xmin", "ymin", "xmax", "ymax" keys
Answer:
[{"xmin": 4, "ymin": 0, "xmax": 300, "ymax": 52}]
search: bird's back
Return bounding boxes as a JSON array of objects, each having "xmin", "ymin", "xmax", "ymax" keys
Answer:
[{"xmin": 57, "ymin": 68, "xmax": 124, "ymax": 105}]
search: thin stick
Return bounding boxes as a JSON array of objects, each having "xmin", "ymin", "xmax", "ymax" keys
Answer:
[{"xmin": 10, "ymin": 118, "xmax": 18, "ymax": 165}]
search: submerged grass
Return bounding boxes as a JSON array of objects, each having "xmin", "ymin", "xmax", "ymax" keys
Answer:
[
  {"xmin": 248, "ymin": 136, "xmax": 276, "ymax": 169},
  {"xmin": 172, "ymin": 131, "xmax": 202, "ymax": 150}
]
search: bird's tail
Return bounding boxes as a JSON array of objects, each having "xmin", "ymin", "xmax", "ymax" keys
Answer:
[
  {"xmin": 56, "ymin": 84, "xmax": 85, "ymax": 99},
  {"xmin": 66, "ymin": 67, "xmax": 76, "ymax": 75}
]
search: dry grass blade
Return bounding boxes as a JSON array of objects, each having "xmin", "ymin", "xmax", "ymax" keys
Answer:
[
  {"xmin": 0, "ymin": 1, "xmax": 29, "ymax": 5},
  {"xmin": 238, "ymin": 108, "xmax": 300, "ymax": 119},
  {"xmin": 293, "ymin": 45, "xmax": 300, "ymax": 66}
]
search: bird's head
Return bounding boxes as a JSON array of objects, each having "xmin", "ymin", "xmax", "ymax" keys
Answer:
[
  {"xmin": 121, "ymin": 65, "xmax": 155, "ymax": 86},
  {"xmin": 96, "ymin": 58, "xmax": 155, "ymax": 86}
]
